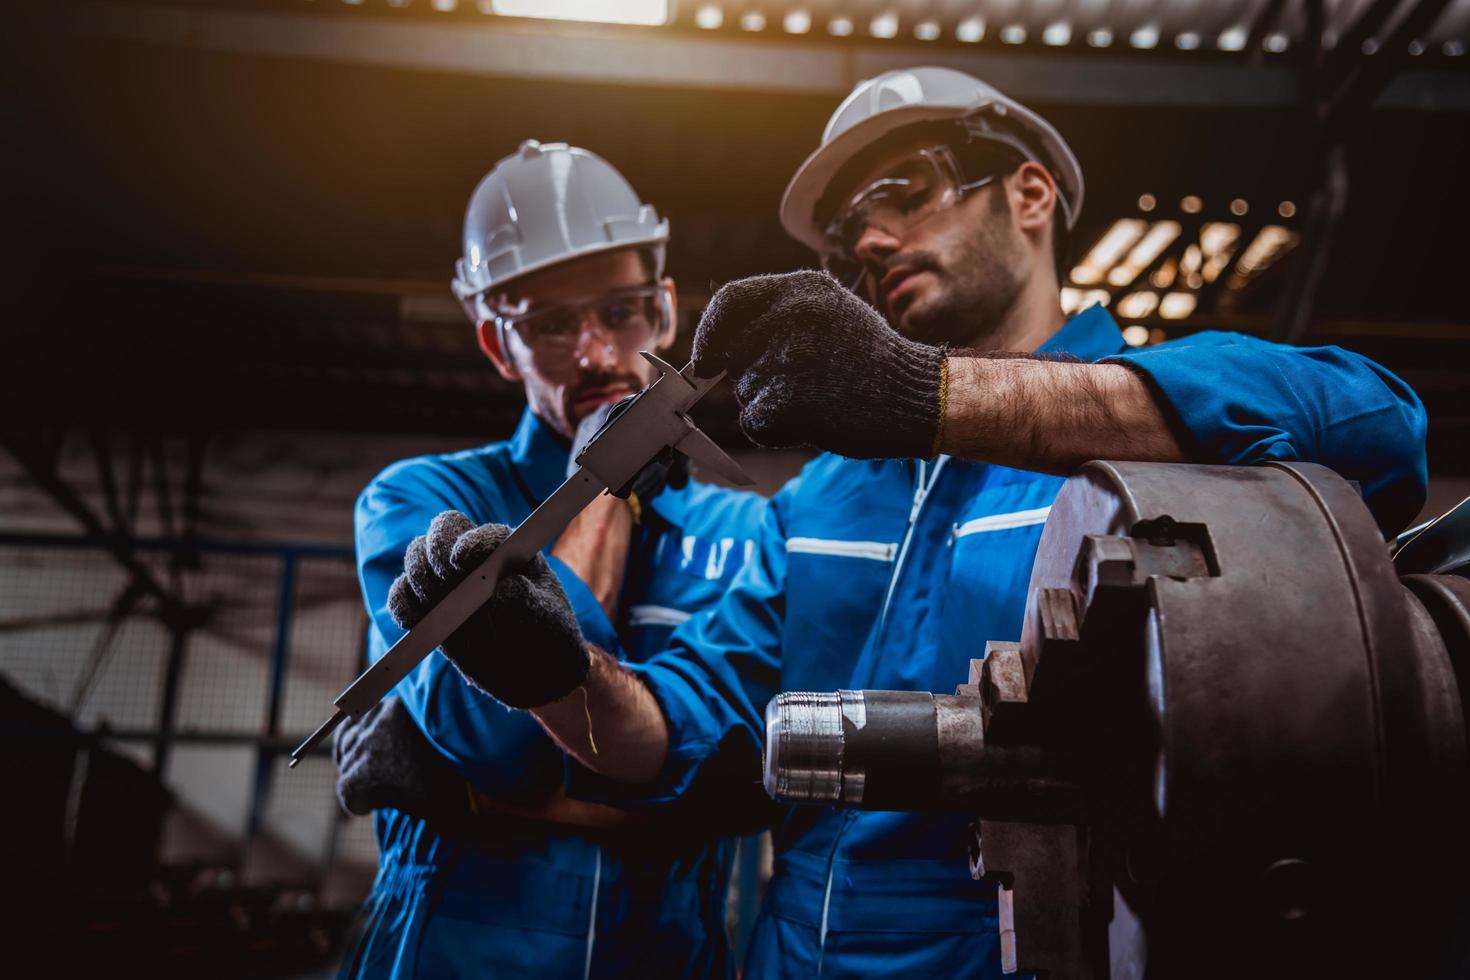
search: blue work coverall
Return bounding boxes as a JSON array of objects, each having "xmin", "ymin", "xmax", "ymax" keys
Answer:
[
  {"xmin": 341, "ymin": 408, "xmax": 768, "ymax": 979},
  {"xmin": 574, "ymin": 306, "xmax": 1427, "ymax": 978}
]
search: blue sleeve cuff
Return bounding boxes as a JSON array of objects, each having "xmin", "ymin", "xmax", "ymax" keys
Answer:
[
  {"xmin": 1102, "ymin": 335, "xmax": 1428, "ymax": 533},
  {"xmin": 1101, "ymin": 340, "xmax": 1305, "ymax": 466}
]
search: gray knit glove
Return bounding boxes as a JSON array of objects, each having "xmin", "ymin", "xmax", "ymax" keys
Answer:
[
  {"xmin": 691, "ymin": 270, "xmax": 946, "ymax": 459},
  {"xmin": 387, "ymin": 511, "xmax": 589, "ymax": 709},
  {"xmin": 332, "ymin": 696, "xmax": 463, "ymax": 817}
]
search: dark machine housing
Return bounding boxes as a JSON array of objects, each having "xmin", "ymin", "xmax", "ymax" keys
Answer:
[{"xmin": 765, "ymin": 461, "xmax": 1470, "ymax": 978}]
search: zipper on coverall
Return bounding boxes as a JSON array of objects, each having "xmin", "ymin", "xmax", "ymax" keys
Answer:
[
  {"xmin": 583, "ymin": 846, "xmax": 602, "ymax": 980},
  {"xmin": 818, "ymin": 458, "xmax": 949, "ymax": 975}
]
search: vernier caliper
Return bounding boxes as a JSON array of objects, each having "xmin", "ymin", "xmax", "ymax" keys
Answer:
[{"xmin": 289, "ymin": 353, "xmax": 752, "ymax": 767}]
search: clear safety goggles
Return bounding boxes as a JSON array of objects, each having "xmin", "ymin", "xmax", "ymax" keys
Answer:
[
  {"xmin": 820, "ymin": 144, "xmax": 1003, "ymax": 292},
  {"xmin": 491, "ymin": 283, "xmax": 669, "ymax": 368}
]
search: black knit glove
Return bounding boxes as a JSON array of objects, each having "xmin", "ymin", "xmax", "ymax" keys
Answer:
[
  {"xmin": 332, "ymin": 695, "xmax": 464, "ymax": 817},
  {"xmin": 691, "ymin": 270, "xmax": 946, "ymax": 459},
  {"xmin": 569, "ymin": 397, "xmax": 689, "ymax": 510},
  {"xmin": 387, "ymin": 511, "xmax": 589, "ymax": 709}
]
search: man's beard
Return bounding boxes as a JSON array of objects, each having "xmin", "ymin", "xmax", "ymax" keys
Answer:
[{"xmin": 891, "ymin": 226, "xmax": 1026, "ymax": 350}]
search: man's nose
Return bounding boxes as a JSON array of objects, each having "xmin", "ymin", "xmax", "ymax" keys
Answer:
[
  {"xmin": 852, "ymin": 222, "xmax": 901, "ymax": 268},
  {"xmin": 574, "ymin": 315, "xmax": 619, "ymax": 371}
]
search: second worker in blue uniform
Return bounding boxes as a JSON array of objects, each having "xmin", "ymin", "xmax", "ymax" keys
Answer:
[{"xmin": 336, "ymin": 141, "xmax": 767, "ymax": 978}]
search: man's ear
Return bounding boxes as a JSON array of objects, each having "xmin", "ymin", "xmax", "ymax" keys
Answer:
[
  {"xmin": 653, "ymin": 277, "xmax": 678, "ymax": 352},
  {"xmin": 1009, "ymin": 161, "xmax": 1059, "ymax": 240},
  {"xmin": 475, "ymin": 319, "xmax": 522, "ymax": 382}
]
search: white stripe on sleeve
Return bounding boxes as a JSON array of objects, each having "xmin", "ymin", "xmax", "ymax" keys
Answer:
[
  {"xmin": 953, "ymin": 506, "xmax": 1052, "ymax": 539},
  {"xmin": 628, "ymin": 604, "xmax": 693, "ymax": 627},
  {"xmin": 786, "ymin": 537, "xmax": 898, "ymax": 562}
]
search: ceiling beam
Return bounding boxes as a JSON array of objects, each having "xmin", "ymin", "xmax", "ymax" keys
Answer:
[{"xmin": 53, "ymin": 1, "xmax": 1470, "ymax": 111}]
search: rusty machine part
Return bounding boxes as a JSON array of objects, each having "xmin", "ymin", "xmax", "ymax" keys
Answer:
[{"xmin": 763, "ymin": 461, "xmax": 1470, "ymax": 978}]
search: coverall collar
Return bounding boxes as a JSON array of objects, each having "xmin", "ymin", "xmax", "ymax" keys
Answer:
[
  {"xmin": 509, "ymin": 407, "xmax": 573, "ymax": 505},
  {"xmin": 1038, "ymin": 303, "xmax": 1128, "ymax": 361}
]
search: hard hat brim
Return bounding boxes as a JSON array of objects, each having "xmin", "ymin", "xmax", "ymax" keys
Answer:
[
  {"xmin": 779, "ymin": 100, "xmax": 1082, "ymax": 255},
  {"xmin": 452, "ymin": 225, "xmax": 669, "ymax": 302}
]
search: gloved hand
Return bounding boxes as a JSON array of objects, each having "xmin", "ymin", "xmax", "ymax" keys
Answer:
[
  {"xmin": 387, "ymin": 511, "xmax": 589, "ymax": 709},
  {"xmin": 691, "ymin": 270, "xmax": 946, "ymax": 459},
  {"xmin": 568, "ymin": 397, "xmax": 689, "ymax": 512},
  {"xmin": 332, "ymin": 695, "xmax": 464, "ymax": 817}
]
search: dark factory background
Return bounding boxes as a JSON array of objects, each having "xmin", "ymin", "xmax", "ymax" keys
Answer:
[{"xmin": 5, "ymin": 0, "xmax": 1469, "ymax": 974}]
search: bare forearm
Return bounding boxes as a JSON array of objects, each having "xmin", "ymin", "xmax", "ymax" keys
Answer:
[
  {"xmin": 531, "ymin": 645, "xmax": 669, "ymax": 784},
  {"xmin": 551, "ymin": 494, "xmax": 632, "ymax": 617},
  {"xmin": 938, "ymin": 355, "xmax": 1187, "ymax": 473},
  {"xmin": 467, "ymin": 783, "xmax": 648, "ymax": 830}
]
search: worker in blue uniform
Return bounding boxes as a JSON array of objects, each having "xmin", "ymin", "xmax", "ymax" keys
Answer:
[
  {"xmin": 335, "ymin": 140, "xmax": 767, "ymax": 978},
  {"xmin": 390, "ymin": 71, "xmax": 1428, "ymax": 978}
]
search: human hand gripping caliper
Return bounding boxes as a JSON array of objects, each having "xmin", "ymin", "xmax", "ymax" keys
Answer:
[{"xmin": 289, "ymin": 353, "xmax": 752, "ymax": 767}]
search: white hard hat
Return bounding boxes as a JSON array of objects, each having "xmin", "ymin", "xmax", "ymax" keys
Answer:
[
  {"xmin": 452, "ymin": 140, "xmax": 669, "ymax": 301},
  {"xmin": 780, "ymin": 67, "xmax": 1085, "ymax": 254}
]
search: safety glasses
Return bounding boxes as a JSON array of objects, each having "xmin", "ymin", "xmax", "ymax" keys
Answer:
[
  {"xmin": 820, "ymin": 144, "xmax": 1002, "ymax": 292},
  {"xmin": 492, "ymin": 283, "xmax": 668, "ymax": 368}
]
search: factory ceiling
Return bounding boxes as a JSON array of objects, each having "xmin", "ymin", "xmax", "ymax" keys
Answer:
[{"xmin": 9, "ymin": 0, "xmax": 1470, "ymax": 471}]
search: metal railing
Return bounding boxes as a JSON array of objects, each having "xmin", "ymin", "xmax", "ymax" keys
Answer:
[
  {"xmin": 0, "ymin": 528, "xmax": 771, "ymax": 964},
  {"xmin": 0, "ymin": 530, "xmax": 373, "ymax": 890}
]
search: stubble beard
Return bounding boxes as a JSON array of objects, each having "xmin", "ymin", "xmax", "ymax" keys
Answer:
[{"xmin": 896, "ymin": 209, "xmax": 1027, "ymax": 350}]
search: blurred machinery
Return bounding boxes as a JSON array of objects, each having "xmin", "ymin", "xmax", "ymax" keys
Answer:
[{"xmin": 765, "ymin": 461, "xmax": 1470, "ymax": 978}]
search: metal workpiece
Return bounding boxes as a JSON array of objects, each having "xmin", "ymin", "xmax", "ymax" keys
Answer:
[
  {"xmin": 763, "ymin": 686, "xmax": 1077, "ymax": 815},
  {"xmin": 762, "ymin": 691, "xmax": 852, "ymax": 804},
  {"xmin": 290, "ymin": 355, "xmax": 750, "ymax": 767},
  {"xmin": 764, "ymin": 689, "xmax": 966, "ymax": 809},
  {"xmin": 767, "ymin": 461, "xmax": 1470, "ymax": 978}
]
